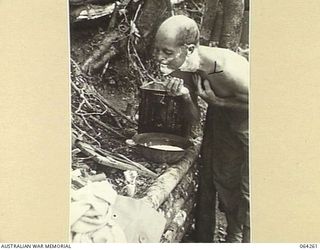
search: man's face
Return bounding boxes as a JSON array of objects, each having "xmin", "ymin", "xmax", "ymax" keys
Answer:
[{"xmin": 153, "ymin": 32, "xmax": 187, "ymax": 72}]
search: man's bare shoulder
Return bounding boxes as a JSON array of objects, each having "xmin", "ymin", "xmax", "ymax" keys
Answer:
[
  {"xmin": 199, "ymin": 46, "xmax": 249, "ymax": 94},
  {"xmin": 199, "ymin": 46, "xmax": 248, "ymax": 67}
]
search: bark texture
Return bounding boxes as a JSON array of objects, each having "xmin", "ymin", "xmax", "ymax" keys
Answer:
[
  {"xmin": 219, "ymin": 0, "xmax": 244, "ymax": 51},
  {"xmin": 200, "ymin": 0, "xmax": 220, "ymax": 45},
  {"xmin": 210, "ymin": 2, "xmax": 224, "ymax": 45},
  {"xmin": 136, "ymin": 0, "xmax": 171, "ymax": 54}
]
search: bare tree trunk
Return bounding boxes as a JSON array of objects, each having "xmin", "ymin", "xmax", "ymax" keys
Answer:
[
  {"xmin": 137, "ymin": 0, "xmax": 171, "ymax": 54},
  {"xmin": 219, "ymin": 0, "xmax": 244, "ymax": 51},
  {"xmin": 200, "ymin": 0, "xmax": 220, "ymax": 45},
  {"xmin": 210, "ymin": 1, "xmax": 224, "ymax": 46}
]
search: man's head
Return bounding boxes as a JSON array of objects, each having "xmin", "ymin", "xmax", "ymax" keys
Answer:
[{"xmin": 154, "ymin": 15, "xmax": 200, "ymax": 73}]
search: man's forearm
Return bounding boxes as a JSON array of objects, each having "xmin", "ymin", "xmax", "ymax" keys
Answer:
[
  {"xmin": 182, "ymin": 93, "xmax": 200, "ymax": 124},
  {"xmin": 212, "ymin": 96, "xmax": 248, "ymax": 110}
]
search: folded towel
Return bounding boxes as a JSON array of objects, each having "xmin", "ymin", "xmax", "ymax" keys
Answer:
[{"xmin": 70, "ymin": 180, "xmax": 126, "ymax": 242}]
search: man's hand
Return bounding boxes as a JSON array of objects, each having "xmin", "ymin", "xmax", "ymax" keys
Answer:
[
  {"xmin": 193, "ymin": 73, "xmax": 248, "ymax": 110},
  {"xmin": 193, "ymin": 74, "xmax": 218, "ymax": 105},
  {"xmin": 164, "ymin": 77, "xmax": 189, "ymax": 96}
]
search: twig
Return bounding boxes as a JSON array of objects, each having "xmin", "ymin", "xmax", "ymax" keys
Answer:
[
  {"xmin": 107, "ymin": 2, "xmax": 119, "ymax": 32},
  {"xmin": 101, "ymin": 61, "xmax": 109, "ymax": 77},
  {"xmin": 71, "ymin": 80, "xmax": 81, "ymax": 92},
  {"xmin": 72, "ymin": 81, "xmax": 94, "ymax": 111},
  {"xmin": 115, "ymin": 153, "xmax": 158, "ymax": 177},
  {"xmin": 185, "ymin": 8, "xmax": 202, "ymax": 13},
  {"xmin": 131, "ymin": 40, "xmax": 147, "ymax": 71},
  {"xmin": 92, "ymin": 147, "xmax": 157, "ymax": 178},
  {"xmin": 70, "ymin": 58, "xmax": 82, "ymax": 75},
  {"xmin": 129, "ymin": 38, "xmax": 158, "ymax": 82},
  {"xmin": 190, "ymin": 0, "xmax": 202, "ymax": 11},
  {"xmin": 72, "ymin": 123, "xmax": 101, "ymax": 148},
  {"xmin": 81, "ymin": 114, "xmax": 95, "ymax": 131},
  {"xmin": 88, "ymin": 115, "xmax": 125, "ymax": 138},
  {"xmin": 133, "ymin": 3, "xmax": 142, "ymax": 22},
  {"xmin": 83, "ymin": 144, "xmax": 158, "ymax": 178},
  {"xmin": 127, "ymin": 38, "xmax": 146, "ymax": 82},
  {"xmin": 71, "ymin": 104, "xmax": 106, "ymax": 116},
  {"xmin": 76, "ymin": 140, "xmax": 157, "ymax": 178},
  {"xmin": 75, "ymin": 99, "xmax": 86, "ymax": 114},
  {"xmin": 94, "ymin": 90, "xmax": 137, "ymax": 126},
  {"xmin": 121, "ymin": 0, "xmax": 132, "ymax": 7},
  {"xmin": 164, "ymin": 0, "xmax": 174, "ymax": 16}
]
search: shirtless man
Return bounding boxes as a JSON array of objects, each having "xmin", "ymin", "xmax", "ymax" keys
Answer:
[{"xmin": 153, "ymin": 15, "xmax": 249, "ymax": 242}]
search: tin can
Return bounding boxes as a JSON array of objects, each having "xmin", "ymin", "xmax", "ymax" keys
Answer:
[{"xmin": 138, "ymin": 81, "xmax": 189, "ymax": 137}]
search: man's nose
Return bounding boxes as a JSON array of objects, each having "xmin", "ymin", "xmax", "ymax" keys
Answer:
[{"xmin": 153, "ymin": 50, "xmax": 164, "ymax": 62}]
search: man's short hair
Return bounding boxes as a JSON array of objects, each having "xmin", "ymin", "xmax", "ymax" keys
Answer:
[{"xmin": 160, "ymin": 15, "xmax": 200, "ymax": 46}]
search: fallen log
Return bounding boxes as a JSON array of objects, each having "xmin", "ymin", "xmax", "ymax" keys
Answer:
[
  {"xmin": 160, "ymin": 168, "xmax": 197, "ymax": 228},
  {"xmin": 161, "ymin": 193, "xmax": 195, "ymax": 243},
  {"xmin": 82, "ymin": 30, "xmax": 127, "ymax": 74},
  {"xmin": 174, "ymin": 205, "xmax": 195, "ymax": 242},
  {"xmin": 70, "ymin": 2, "xmax": 116, "ymax": 23},
  {"xmin": 141, "ymin": 138, "xmax": 201, "ymax": 209}
]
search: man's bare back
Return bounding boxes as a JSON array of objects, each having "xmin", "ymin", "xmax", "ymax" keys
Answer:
[{"xmin": 197, "ymin": 46, "xmax": 249, "ymax": 98}]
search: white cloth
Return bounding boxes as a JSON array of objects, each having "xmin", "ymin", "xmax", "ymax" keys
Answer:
[
  {"xmin": 70, "ymin": 180, "xmax": 166, "ymax": 243},
  {"xmin": 70, "ymin": 180, "xmax": 126, "ymax": 243},
  {"xmin": 112, "ymin": 196, "xmax": 166, "ymax": 243}
]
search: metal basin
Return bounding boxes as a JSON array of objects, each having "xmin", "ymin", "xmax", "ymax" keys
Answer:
[{"xmin": 132, "ymin": 133, "xmax": 192, "ymax": 164}]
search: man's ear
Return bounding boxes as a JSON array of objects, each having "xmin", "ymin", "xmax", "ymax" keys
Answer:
[{"xmin": 186, "ymin": 44, "xmax": 195, "ymax": 55}]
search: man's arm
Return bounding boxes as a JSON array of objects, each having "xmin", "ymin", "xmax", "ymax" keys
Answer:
[
  {"xmin": 195, "ymin": 70, "xmax": 248, "ymax": 111},
  {"xmin": 196, "ymin": 78, "xmax": 248, "ymax": 111},
  {"xmin": 181, "ymin": 91, "xmax": 200, "ymax": 124},
  {"xmin": 163, "ymin": 75, "xmax": 200, "ymax": 124},
  {"xmin": 208, "ymin": 93, "xmax": 248, "ymax": 110}
]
